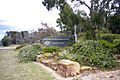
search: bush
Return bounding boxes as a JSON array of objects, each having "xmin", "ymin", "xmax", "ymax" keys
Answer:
[
  {"xmin": 2, "ymin": 36, "xmax": 10, "ymax": 46},
  {"xmin": 99, "ymin": 34, "xmax": 120, "ymax": 54},
  {"xmin": 100, "ymin": 34, "xmax": 120, "ymax": 42},
  {"xmin": 42, "ymin": 46, "xmax": 60, "ymax": 53},
  {"xmin": 97, "ymin": 40, "xmax": 114, "ymax": 48},
  {"xmin": 113, "ymin": 39, "xmax": 120, "ymax": 54},
  {"xmin": 100, "ymin": 28, "xmax": 111, "ymax": 34},
  {"xmin": 68, "ymin": 40, "xmax": 118, "ymax": 69},
  {"xmin": 18, "ymin": 44, "xmax": 41, "ymax": 62}
]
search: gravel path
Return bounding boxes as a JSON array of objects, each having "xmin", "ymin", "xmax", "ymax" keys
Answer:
[
  {"xmin": 73, "ymin": 70, "xmax": 120, "ymax": 80},
  {"xmin": 35, "ymin": 61, "xmax": 120, "ymax": 80}
]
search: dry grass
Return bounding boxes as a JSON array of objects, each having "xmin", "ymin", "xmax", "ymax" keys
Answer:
[{"xmin": 0, "ymin": 49, "xmax": 55, "ymax": 80}]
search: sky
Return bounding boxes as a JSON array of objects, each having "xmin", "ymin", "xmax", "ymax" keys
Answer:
[{"xmin": 0, "ymin": 0, "xmax": 90, "ymax": 40}]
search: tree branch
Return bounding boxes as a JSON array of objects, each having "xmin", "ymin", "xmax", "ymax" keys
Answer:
[
  {"xmin": 99, "ymin": 0, "xmax": 112, "ymax": 12},
  {"xmin": 77, "ymin": 0, "xmax": 91, "ymax": 10}
]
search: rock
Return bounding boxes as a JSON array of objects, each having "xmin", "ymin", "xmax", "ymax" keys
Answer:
[
  {"xmin": 50, "ymin": 62, "xmax": 58, "ymax": 71},
  {"xmin": 80, "ymin": 66, "xmax": 92, "ymax": 72},
  {"xmin": 36, "ymin": 55, "xmax": 44, "ymax": 62},
  {"xmin": 41, "ymin": 59, "xmax": 54, "ymax": 66},
  {"xmin": 57, "ymin": 59, "xmax": 80, "ymax": 77}
]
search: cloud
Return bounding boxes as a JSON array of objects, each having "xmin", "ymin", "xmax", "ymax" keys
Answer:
[
  {"xmin": 0, "ymin": 0, "xmax": 91, "ymax": 40},
  {"xmin": 0, "ymin": 24, "xmax": 14, "ymax": 30},
  {"xmin": 0, "ymin": 20, "xmax": 7, "ymax": 22},
  {"xmin": 0, "ymin": 24, "xmax": 16, "ymax": 40},
  {"xmin": 0, "ymin": 0, "xmax": 60, "ymax": 31}
]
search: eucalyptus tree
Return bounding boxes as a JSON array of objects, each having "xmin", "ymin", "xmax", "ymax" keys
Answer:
[
  {"xmin": 107, "ymin": 0, "xmax": 120, "ymax": 33},
  {"xmin": 42, "ymin": 0, "xmax": 117, "ymax": 39}
]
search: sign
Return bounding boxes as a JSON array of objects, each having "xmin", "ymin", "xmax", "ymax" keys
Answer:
[{"xmin": 42, "ymin": 36, "xmax": 75, "ymax": 46}]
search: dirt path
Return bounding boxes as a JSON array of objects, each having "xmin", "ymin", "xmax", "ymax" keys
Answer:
[{"xmin": 0, "ymin": 49, "xmax": 54, "ymax": 80}]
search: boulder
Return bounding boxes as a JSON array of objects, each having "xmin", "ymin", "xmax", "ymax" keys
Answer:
[
  {"xmin": 80, "ymin": 66, "xmax": 92, "ymax": 72},
  {"xmin": 50, "ymin": 62, "xmax": 58, "ymax": 71},
  {"xmin": 57, "ymin": 59, "xmax": 80, "ymax": 77},
  {"xmin": 36, "ymin": 55, "xmax": 44, "ymax": 62},
  {"xmin": 41, "ymin": 59, "xmax": 54, "ymax": 66}
]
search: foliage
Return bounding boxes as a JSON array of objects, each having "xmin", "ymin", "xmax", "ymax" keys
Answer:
[
  {"xmin": 42, "ymin": 0, "xmax": 120, "ymax": 39},
  {"xmin": 42, "ymin": 46, "xmax": 60, "ymax": 53},
  {"xmin": 100, "ymin": 34, "xmax": 120, "ymax": 42},
  {"xmin": 100, "ymin": 28, "xmax": 112, "ymax": 34},
  {"xmin": 56, "ymin": 3, "xmax": 82, "ymax": 34},
  {"xmin": 77, "ymin": 32, "xmax": 85, "ymax": 41},
  {"xmin": 18, "ymin": 44, "xmax": 41, "ymax": 62},
  {"xmin": 112, "ymin": 39, "xmax": 120, "ymax": 54},
  {"xmin": 2, "ymin": 24, "xmax": 58, "ymax": 46},
  {"xmin": 38, "ymin": 23, "xmax": 58, "ymax": 38},
  {"xmin": 2, "ymin": 36, "xmax": 10, "ymax": 46},
  {"xmin": 97, "ymin": 40, "xmax": 114, "ymax": 48},
  {"xmin": 68, "ymin": 40, "xmax": 118, "ymax": 69},
  {"xmin": 108, "ymin": 13, "xmax": 120, "ymax": 34},
  {"xmin": 99, "ymin": 34, "xmax": 120, "ymax": 54},
  {"xmin": 85, "ymin": 31, "xmax": 94, "ymax": 40}
]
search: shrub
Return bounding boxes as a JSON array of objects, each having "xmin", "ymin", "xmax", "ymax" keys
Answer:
[
  {"xmin": 100, "ymin": 34, "xmax": 120, "ymax": 42},
  {"xmin": 97, "ymin": 40, "xmax": 114, "ymax": 48},
  {"xmin": 77, "ymin": 32, "xmax": 86, "ymax": 41},
  {"xmin": 113, "ymin": 39, "xmax": 120, "ymax": 54},
  {"xmin": 42, "ymin": 46, "xmax": 60, "ymax": 53},
  {"xmin": 2, "ymin": 36, "xmax": 10, "ymax": 46},
  {"xmin": 100, "ymin": 28, "xmax": 111, "ymax": 34},
  {"xmin": 99, "ymin": 34, "xmax": 120, "ymax": 54},
  {"xmin": 18, "ymin": 44, "xmax": 41, "ymax": 62},
  {"xmin": 68, "ymin": 40, "xmax": 118, "ymax": 69}
]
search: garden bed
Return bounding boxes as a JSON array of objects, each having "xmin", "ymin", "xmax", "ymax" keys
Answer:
[
  {"xmin": 36, "ymin": 57, "xmax": 120, "ymax": 80},
  {"xmin": 37, "ymin": 55, "xmax": 92, "ymax": 78}
]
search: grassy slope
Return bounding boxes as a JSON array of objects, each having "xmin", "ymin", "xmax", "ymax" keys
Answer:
[{"xmin": 0, "ymin": 49, "xmax": 54, "ymax": 80}]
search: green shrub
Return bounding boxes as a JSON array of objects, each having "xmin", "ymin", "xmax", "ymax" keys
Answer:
[
  {"xmin": 100, "ymin": 34, "xmax": 120, "ymax": 42},
  {"xmin": 18, "ymin": 44, "xmax": 41, "ymax": 62},
  {"xmin": 78, "ymin": 32, "xmax": 86, "ymax": 41},
  {"xmin": 97, "ymin": 40, "xmax": 114, "ymax": 48},
  {"xmin": 2, "ymin": 36, "xmax": 10, "ymax": 46},
  {"xmin": 100, "ymin": 28, "xmax": 112, "ymax": 34},
  {"xmin": 99, "ymin": 34, "xmax": 120, "ymax": 54},
  {"xmin": 112, "ymin": 39, "xmax": 120, "ymax": 54},
  {"xmin": 68, "ymin": 40, "xmax": 118, "ymax": 69},
  {"xmin": 43, "ymin": 46, "xmax": 60, "ymax": 53}
]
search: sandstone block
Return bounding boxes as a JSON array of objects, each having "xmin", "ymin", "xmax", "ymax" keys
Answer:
[
  {"xmin": 57, "ymin": 59, "xmax": 80, "ymax": 77},
  {"xmin": 41, "ymin": 59, "xmax": 54, "ymax": 66},
  {"xmin": 36, "ymin": 55, "xmax": 44, "ymax": 62},
  {"xmin": 80, "ymin": 66, "xmax": 92, "ymax": 72}
]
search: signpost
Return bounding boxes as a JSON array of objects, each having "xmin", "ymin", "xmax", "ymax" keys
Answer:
[{"xmin": 42, "ymin": 36, "xmax": 75, "ymax": 46}]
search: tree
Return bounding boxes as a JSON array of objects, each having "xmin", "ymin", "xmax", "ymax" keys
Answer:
[
  {"xmin": 107, "ymin": 0, "xmax": 120, "ymax": 33},
  {"xmin": 108, "ymin": 13, "xmax": 120, "ymax": 34},
  {"xmin": 37, "ymin": 22, "xmax": 58, "ymax": 40},
  {"xmin": 56, "ymin": 18, "xmax": 65, "ymax": 32},
  {"xmin": 2, "ymin": 36, "xmax": 10, "ymax": 46},
  {"xmin": 42, "ymin": 0, "xmax": 117, "ymax": 39}
]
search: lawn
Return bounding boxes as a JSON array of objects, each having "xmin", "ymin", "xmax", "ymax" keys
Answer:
[{"xmin": 0, "ymin": 49, "xmax": 55, "ymax": 80}]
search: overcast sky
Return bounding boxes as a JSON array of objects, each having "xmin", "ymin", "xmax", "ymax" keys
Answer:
[{"xmin": 0, "ymin": 0, "xmax": 90, "ymax": 40}]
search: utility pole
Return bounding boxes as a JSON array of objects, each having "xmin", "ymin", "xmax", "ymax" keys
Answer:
[{"xmin": 74, "ymin": 25, "xmax": 77, "ymax": 42}]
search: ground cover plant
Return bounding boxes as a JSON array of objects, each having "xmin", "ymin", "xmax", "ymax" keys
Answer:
[
  {"xmin": 18, "ymin": 44, "xmax": 41, "ymax": 62},
  {"xmin": 98, "ymin": 34, "xmax": 120, "ymax": 54},
  {"xmin": 42, "ymin": 46, "xmax": 60, "ymax": 53},
  {"xmin": 60, "ymin": 40, "xmax": 118, "ymax": 70}
]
